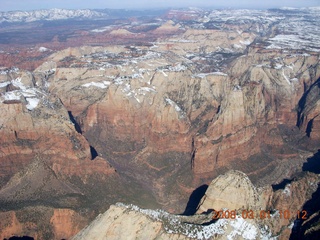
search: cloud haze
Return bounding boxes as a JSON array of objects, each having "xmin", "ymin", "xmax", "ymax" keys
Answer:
[{"xmin": 1, "ymin": 0, "xmax": 319, "ymax": 11}]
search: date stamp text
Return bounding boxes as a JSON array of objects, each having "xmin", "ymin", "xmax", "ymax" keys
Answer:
[{"xmin": 212, "ymin": 209, "xmax": 308, "ymax": 220}]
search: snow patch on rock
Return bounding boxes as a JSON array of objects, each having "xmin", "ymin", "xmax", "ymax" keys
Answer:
[
  {"xmin": 227, "ymin": 217, "xmax": 257, "ymax": 240},
  {"xmin": 26, "ymin": 98, "xmax": 40, "ymax": 110},
  {"xmin": 82, "ymin": 81, "xmax": 111, "ymax": 89},
  {"xmin": 1, "ymin": 77, "xmax": 42, "ymax": 110},
  {"xmin": 114, "ymin": 203, "xmax": 273, "ymax": 240},
  {"xmin": 116, "ymin": 203, "xmax": 227, "ymax": 239}
]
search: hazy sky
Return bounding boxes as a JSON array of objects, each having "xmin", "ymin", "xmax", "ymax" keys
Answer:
[{"xmin": 1, "ymin": 0, "xmax": 319, "ymax": 11}]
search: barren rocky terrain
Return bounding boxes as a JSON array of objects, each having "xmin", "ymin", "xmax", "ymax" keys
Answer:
[{"xmin": 0, "ymin": 6, "xmax": 319, "ymax": 239}]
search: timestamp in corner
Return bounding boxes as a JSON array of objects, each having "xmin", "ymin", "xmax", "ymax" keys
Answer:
[{"xmin": 212, "ymin": 209, "xmax": 308, "ymax": 220}]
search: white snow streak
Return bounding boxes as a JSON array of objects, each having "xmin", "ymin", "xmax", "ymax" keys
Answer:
[{"xmin": 82, "ymin": 81, "xmax": 111, "ymax": 89}]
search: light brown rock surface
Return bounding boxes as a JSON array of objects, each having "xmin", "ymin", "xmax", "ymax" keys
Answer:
[
  {"xmin": 196, "ymin": 170, "xmax": 320, "ymax": 239},
  {"xmin": 72, "ymin": 205, "xmax": 166, "ymax": 240},
  {"xmin": 72, "ymin": 203, "xmax": 270, "ymax": 240},
  {"xmin": 196, "ymin": 170, "xmax": 261, "ymax": 213}
]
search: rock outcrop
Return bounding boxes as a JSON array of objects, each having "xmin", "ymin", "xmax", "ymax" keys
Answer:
[
  {"xmin": 196, "ymin": 170, "xmax": 320, "ymax": 239},
  {"xmin": 196, "ymin": 170, "xmax": 262, "ymax": 213},
  {"xmin": 72, "ymin": 203, "xmax": 270, "ymax": 240}
]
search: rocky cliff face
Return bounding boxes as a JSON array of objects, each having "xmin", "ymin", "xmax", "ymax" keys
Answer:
[
  {"xmin": 40, "ymin": 37, "xmax": 320, "ymax": 212},
  {"xmin": 0, "ymin": 68, "xmax": 158, "ymax": 239}
]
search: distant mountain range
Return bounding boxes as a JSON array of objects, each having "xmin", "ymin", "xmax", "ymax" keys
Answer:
[
  {"xmin": 0, "ymin": 9, "xmax": 106, "ymax": 23},
  {"xmin": 0, "ymin": 8, "xmax": 170, "ymax": 23},
  {"xmin": 1, "ymin": 6, "xmax": 319, "ymax": 24}
]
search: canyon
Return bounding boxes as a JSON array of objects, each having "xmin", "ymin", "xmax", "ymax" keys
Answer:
[{"xmin": 0, "ymin": 6, "xmax": 319, "ymax": 239}]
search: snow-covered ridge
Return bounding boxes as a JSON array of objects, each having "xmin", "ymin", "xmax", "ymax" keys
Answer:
[
  {"xmin": 0, "ymin": 68, "xmax": 52, "ymax": 111},
  {"xmin": 116, "ymin": 203, "xmax": 272, "ymax": 240},
  {"xmin": 0, "ymin": 9, "xmax": 106, "ymax": 23},
  {"xmin": 265, "ymin": 7, "xmax": 320, "ymax": 52},
  {"xmin": 0, "ymin": 77, "xmax": 41, "ymax": 110},
  {"xmin": 116, "ymin": 203, "xmax": 227, "ymax": 239}
]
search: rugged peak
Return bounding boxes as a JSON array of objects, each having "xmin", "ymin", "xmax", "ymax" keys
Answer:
[{"xmin": 197, "ymin": 170, "xmax": 262, "ymax": 213}]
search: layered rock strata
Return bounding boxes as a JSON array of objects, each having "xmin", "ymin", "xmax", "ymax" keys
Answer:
[
  {"xmin": 39, "ymin": 42, "xmax": 320, "ymax": 212},
  {"xmin": 0, "ymin": 69, "xmax": 158, "ymax": 239}
]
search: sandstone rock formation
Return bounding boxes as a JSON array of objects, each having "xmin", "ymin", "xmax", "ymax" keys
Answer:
[
  {"xmin": 0, "ymin": 68, "xmax": 158, "ymax": 239},
  {"xmin": 72, "ymin": 203, "xmax": 270, "ymax": 240},
  {"xmin": 38, "ymin": 39, "xmax": 320, "ymax": 213},
  {"xmin": 0, "ymin": 207, "xmax": 88, "ymax": 240},
  {"xmin": 153, "ymin": 20, "xmax": 182, "ymax": 34},
  {"xmin": 110, "ymin": 29, "xmax": 134, "ymax": 36},
  {"xmin": 196, "ymin": 170, "xmax": 261, "ymax": 213},
  {"xmin": 196, "ymin": 170, "xmax": 320, "ymax": 239}
]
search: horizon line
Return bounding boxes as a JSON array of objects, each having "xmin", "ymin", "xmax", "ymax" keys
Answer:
[{"xmin": 1, "ymin": 5, "xmax": 320, "ymax": 13}]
